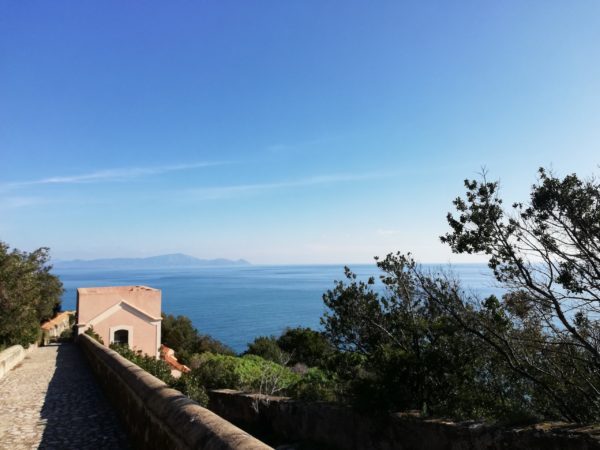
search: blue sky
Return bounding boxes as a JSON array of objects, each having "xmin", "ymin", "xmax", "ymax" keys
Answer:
[{"xmin": 1, "ymin": 1, "xmax": 599, "ymax": 264}]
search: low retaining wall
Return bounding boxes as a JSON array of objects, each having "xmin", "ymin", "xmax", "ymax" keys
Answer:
[
  {"xmin": 0, "ymin": 345, "xmax": 27, "ymax": 380},
  {"xmin": 208, "ymin": 389, "xmax": 600, "ymax": 450},
  {"xmin": 78, "ymin": 334, "xmax": 272, "ymax": 450}
]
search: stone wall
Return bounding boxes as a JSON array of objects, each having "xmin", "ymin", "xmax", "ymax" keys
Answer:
[
  {"xmin": 78, "ymin": 334, "xmax": 272, "ymax": 450},
  {"xmin": 0, "ymin": 345, "xmax": 27, "ymax": 380},
  {"xmin": 208, "ymin": 389, "xmax": 600, "ymax": 450}
]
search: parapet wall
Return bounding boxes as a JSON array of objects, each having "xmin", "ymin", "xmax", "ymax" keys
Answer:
[
  {"xmin": 0, "ymin": 345, "xmax": 26, "ymax": 380},
  {"xmin": 78, "ymin": 334, "xmax": 272, "ymax": 450},
  {"xmin": 208, "ymin": 389, "xmax": 600, "ymax": 450},
  {"xmin": 0, "ymin": 344, "xmax": 36, "ymax": 380}
]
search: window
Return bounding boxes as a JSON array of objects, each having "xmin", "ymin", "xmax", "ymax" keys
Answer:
[{"xmin": 113, "ymin": 329, "xmax": 129, "ymax": 346}]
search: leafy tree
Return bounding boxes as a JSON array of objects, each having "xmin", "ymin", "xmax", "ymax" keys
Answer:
[
  {"xmin": 277, "ymin": 327, "xmax": 333, "ymax": 367},
  {"xmin": 289, "ymin": 367, "xmax": 339, "ymax": 402},
  {"xmin": 321, "ymin": 257, "xmax": 518, "ymax": 418},
  {"xmin": 0, "ymin": 242, "xmax": 63, "ymax": 347},
  {"xmin": 245, "ymin": 335, "xmax": 287, "ymax": 363},
  {"xmin": 161, "ymin": 314, "xmax": 198, "ymax": 361},
  {"xmin": 161, "ymin": 313, "xmax": 234, "ymax": 364},
  {"xmin": 440, "ymin": 168, "xmax": 600, "ymax": 422}
]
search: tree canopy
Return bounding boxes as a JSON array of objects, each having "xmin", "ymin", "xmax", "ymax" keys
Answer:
[
  {"xmin": 320, "ymin": 168, "xmax": 600, "ymax": 422},
  {"xmin": 0, "ymin": 242, "xmax": 63, "ymax": 347},
  {"xmin": 440, "ymin": 168, "xmax": 600, "ymax": 422},
  {"xmin": 161, "ymin": 313, "xmax": 234, "ymax": 364}
]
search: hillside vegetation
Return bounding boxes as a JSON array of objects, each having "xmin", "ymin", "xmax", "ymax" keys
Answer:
[{"xmin": 154, "ymin": 168, "xmax": 600, "ymax": 424}]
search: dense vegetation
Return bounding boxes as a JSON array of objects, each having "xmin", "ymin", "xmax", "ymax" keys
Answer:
[
  {"xmin": 157, "ymin": 314, "xmax": 337, "ymax": 404},
  {"xmin": 0, "ymin": 242, "xmax": 63, "ymax": 348},
  {"xmin": 161, "ymin": 313, "xmax": 235, "ymax": 364},
  {"xmin": 118, "ymin": 168, "xmax": 600, "ymax": 424},
  {"xmin": 246, "ymin": 168, "xmax": 600, "ymax": 423},
  {"xmin": 317, "ymin": 168, "xmax": 600, "ymax": 423}
]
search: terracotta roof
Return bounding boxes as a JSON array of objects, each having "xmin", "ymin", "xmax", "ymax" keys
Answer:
[
  {"xmin": 77, "ymin": 285, "xmax": 159, "ymax": 294},
  {"xmin": 41, "ymin": 311, "xmax": 73, "ymax": 330},
  {"xmin": 160, "ymin": 345, "xmax": 191, "ymax": 373}
]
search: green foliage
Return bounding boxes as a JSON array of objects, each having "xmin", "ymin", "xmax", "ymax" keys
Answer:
[
  {"xmin": 441, "ymin": 168, "xmax": 600, "ymax": 422},
  {"xmin": 245, "ymin": 335, "xmax": 287, "ymax": 363},
  {"xmin": 111, "ymin": 342, "xmax": 211, "ymax": 406},
  {"xmin": 321, "ymin": 253, "xmax": 542, "ymax": 420},
  {"xmin": 84, "ymin": 326, "xmax": 104, "ymax": 344},
  {"xmin": 317, "ymin": 168, "xmax": 600, "ymax": 422},
  {"xmin": 188, "ymin": 351, "xmax": 342, "ymax": 402},
  {"xmin": 191, "ymin": 352, "xmax": 300, "ymax": 393},
  {"xmin": 289, "ymin": 368, "xmax": 338, "ymax": 402},
  {"xmin": 277, "ymin": 327, "xmax": 333, "ymax": 367},
  {"xmin": 172, "ymin": 372, "xmax": 209, "ymax": 406},
  {"xmin": 161, "ymin": 313, "xmax": 234, "ymax": 364},
  {"xmin": 0, "ymin": 242, "xmax": 63, "ymax": 347},
  {"xmin": 110, "ymin": 343, "xmax": 174, "ymax": 384}
]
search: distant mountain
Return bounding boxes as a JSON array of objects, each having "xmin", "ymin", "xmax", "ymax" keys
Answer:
[{"xmin": 53, "ymin": 253, "xmax": 251, "ymax": 269}]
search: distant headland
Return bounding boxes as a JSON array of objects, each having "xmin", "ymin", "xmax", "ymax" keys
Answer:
[{"xmin": 53, "ymin": 253, "xmax": 251, "ymax": 269}]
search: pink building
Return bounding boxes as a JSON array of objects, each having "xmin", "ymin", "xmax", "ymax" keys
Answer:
[{"xmin": 76, "ymin": 285, "xmax": 162, "ymax": 358}]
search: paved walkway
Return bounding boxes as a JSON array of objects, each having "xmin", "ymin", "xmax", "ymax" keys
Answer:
[{"xmin": 0, "ymin": 343, "xmax": 130, "ymax": 450}]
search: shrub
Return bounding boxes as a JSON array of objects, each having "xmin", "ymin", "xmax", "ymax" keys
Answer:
[
  {"xmin": 277, "ymin": 327, "xmax": 333, "ymax": 367},
  {"xmin": 84, "ymin": 326, "xmax": 104, "ymax": 344},
  {"xmin": 245, "ymin": 335, "xmax": 288, "ymax": 363},
  {"xmin": 110, "ymin": 343, "xmax": 173, "ymax": 384},
  {"xmin": 161, "ymin": 313, "xmax": 234, "ymax": 364},
  {"xmin": 191, "ymin": 353, "xmax": 300, "ymax": 394},
  {"xmin": 290, "ymin": 368, "xmax": 339, "ymax": 402},
  {"xmin": 173, "ymin": 372, "xmax": 209, "ymax": 406}
]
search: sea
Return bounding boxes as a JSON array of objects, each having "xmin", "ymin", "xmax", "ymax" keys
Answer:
[{"xmin": 55, "ymin": 263, "xmax": 502, "ymax": 353}]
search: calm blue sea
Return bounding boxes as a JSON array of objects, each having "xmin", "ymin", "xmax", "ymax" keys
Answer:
[{"xmin": 55, "ymin": 264, "xmax": 502, "ymax": 353}]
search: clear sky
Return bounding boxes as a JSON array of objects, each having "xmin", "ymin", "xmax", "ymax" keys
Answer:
[{"xmin": 1, "ymin": 1, "xmax": 599, "ymax": 264}]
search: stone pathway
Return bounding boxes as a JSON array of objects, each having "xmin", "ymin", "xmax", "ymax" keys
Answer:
[{"xmin": 0, "ymin": 343, "xmax": 130, "ymax": 449}]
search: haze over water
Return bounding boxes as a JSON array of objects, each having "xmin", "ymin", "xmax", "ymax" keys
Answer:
[{"xmin": 57, "ymin": 264, "xmax": 502, "ymax": 352}]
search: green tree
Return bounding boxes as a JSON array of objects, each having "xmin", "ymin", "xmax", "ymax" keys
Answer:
[
  {"xmin": 440, "ymin": 168, "xmax": 600, "ymax": 422},
  {"xmin": 245, "ymin": 335, "xmax": 287, "ymax": 363},
  {"xmin": 0, "ymin": 242, "xmax": 63, "ymax": 347},
  {"xmin": 277, "ymin": 327, "xmax": 333, "ymax": 367},
  {"xmin": 321, "ymin": 256, "xmax": 516, "ymax": 418},
  {"xmin": 161, "ymin": 313, "xmax": 234, "ymax": 364}
]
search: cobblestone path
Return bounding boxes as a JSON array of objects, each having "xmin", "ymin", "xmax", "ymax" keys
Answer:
[{"xmin": 0, "ymin": 343, "xmax": 130, "ymax": 449}]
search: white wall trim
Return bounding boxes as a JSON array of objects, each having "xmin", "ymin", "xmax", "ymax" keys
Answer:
[
  {"xmin": 151, "ymin": 320, "xmax": 161, "ymax": 360},
  {"xmin": 109, "ymin": 325, "xmax": 133, "ymax": 346},
  {"xmin": 85, "ymin": 300, "xmax": 161, "ymax": 329}
]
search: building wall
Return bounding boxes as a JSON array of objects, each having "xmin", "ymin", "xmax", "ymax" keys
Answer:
[
  {"xmin": 97, "ymin": 308, "xmax": 160, "ymax": 357},
  {"xmin": 76, "ymin": 286, "xmax": 161, "ymax": 358},
  {"xmin": 77, "ymin": 286, "xmax": 161, "ymax": 324}
]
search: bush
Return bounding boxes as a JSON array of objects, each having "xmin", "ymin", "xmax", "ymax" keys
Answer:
[
  {"xmin": 110, "ymin": 344, "xmax": 173, "ymax": 384},
  {"xmin": 245, "ymin": 335, "xmax": 288, "ymax": 363},
  {"xmin": 111, "ymin": 343, "xmax": 212, "ymax": 407},
  {"xmin": 161, "ymin": 313, "xmax": 234, "ymax": 364},
  {"xmin": 191, "ymin": 353, "xmax": 300, "ymax": 394},
  {"xmin": 290, "ymin": 368, "xmax": 338, "ymax": 402},
  {"xmin": 277, "ymin": 327, "xmax": 333, "ymax": 367},
  {"xmin": 173, "ymin": 372, "xmax": 209, "ymax": 406},
  {"xmin": 84, "ymin": 326, "xmax": 104, "ymax": 344}
]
